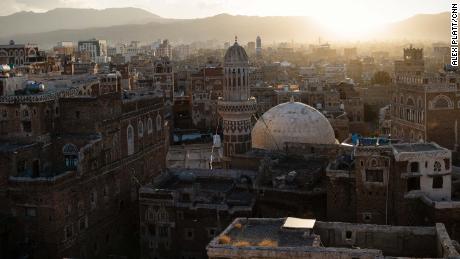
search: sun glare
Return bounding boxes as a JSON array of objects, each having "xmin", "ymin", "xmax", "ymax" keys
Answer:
[{"xmin": 304, "ymin": 2, "xmax": 387, "ymax": 40}]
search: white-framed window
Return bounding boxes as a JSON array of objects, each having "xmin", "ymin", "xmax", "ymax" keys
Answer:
[
  {"xmin": 138, "ymin": 120, "xmax": 144, "ymax": 137},
  {"xmin": 147, "ymin": 118, "xmax": 153, "ymax": 134},
  {"xmin": 434, "ymin": 161, "xmax": 442, "ymax": 172},
  {"xmin": 156, "ymin": 114, "xmax": 162, "ymax": 131},
  {"xmin": 127, "ymin": 124, "xmax": 134, "ymax": 155},
  {"xmin": 63, "ymin": 143, "xmax": 79, "ymax": 170}
]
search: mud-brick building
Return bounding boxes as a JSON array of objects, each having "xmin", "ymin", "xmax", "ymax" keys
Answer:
[
  {"xmin": 0, "ymin": 73, "xmax": 167, "ymax": 259},
  {"xmin": 139, "ymin": 169, "xmax": 256, "ymax": 259},
  {"xmin": 391, "ymin": 46, "xmax": 460, "ymax": 153},
  {"xmin": 190, "ymin": 67, "xmax": 224, "ymax": 130},
  {"xmin": 327, "ymin": 140, "xmax": 460, "ymax": 241},
  {"xmin": 207, "ymin": 217, "xmax": 459, "ymax": 259}
]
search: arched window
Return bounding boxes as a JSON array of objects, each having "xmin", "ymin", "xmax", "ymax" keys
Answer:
[
  {"xmin": 430, "ymin": 95, "xmax": 453, "ymax": 110},
  {"xmin": 370, "ymin": 158, "xmax": 378, "ymax": 167},
  {"xmin": 146, "ymin": 207, "xmax": 155, "ymax": 221},
  {"xmin": 156, "ymin": 114, "xmax": 162, "ymax": 132},
  {"xmin": 138, "ymin": 120, "xmax": 144, "ymax": 137},
  {"xmin": 127, "ymin": 125, "xmax": 134, "ymax": 155},
  {"xmin": 63, "ymin": 143, "xmax": 79, "ymax": 170},
  {"xmin": 406, "ymin": 97, "xmax": 415, "ymax": 106},
  {"xmin": 434, "ymin": 161, "xmax": 442, "ymax": 172},
  {"xmin": 147, "ymin": 118, "xmax": 153, "ymax": 134},
  {"xmin": 156, "ymin": 207, "xmax": 169, "ymax": 223},
  {"xmin": 433, "ymin": 98, "xmax": 449, "ymax": 108}
]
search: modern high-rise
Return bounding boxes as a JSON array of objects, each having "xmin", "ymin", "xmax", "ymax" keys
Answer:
[
  {"xmin": 218, "ymin": 38, "xmax": 256, "ymax": 157},
  {"xmin": 256, "ymin": 36, "xmax": 262, "ymax": 56},
  {"xmin": 77, "ymin": 39, "xmax": 107, "ymax": 61}
]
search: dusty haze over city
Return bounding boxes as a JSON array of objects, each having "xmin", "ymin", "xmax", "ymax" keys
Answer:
[{"xmin": 1, "ymin": 1, "xmax": 460, "ymax": 259}]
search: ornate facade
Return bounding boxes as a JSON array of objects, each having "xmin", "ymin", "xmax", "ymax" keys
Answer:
[
  {"xmin": 391, "ymin": 46, "xmax": 460, "ymax": 151},
  {"xmin": 0, "ymin": 74, "xmax": 166, "ymax": 259},
  {"xmin": 218, "ymin": 39, "xmax": 256, "ymax": 157}
]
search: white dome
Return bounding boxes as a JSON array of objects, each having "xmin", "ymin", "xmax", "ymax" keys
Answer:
[{"xmin": 251, "ymin": 101, "xmax": 336, "ymax": 150}]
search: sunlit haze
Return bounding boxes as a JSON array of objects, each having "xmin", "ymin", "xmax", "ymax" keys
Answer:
[{"xmin": 2, "ymin": 0, "xmax": 448, "ymax": 22}]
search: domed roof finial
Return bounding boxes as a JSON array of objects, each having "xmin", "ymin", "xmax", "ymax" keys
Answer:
[{"xmin": 235, "ymin": 35, "xmax": 238, "ymax": 43}]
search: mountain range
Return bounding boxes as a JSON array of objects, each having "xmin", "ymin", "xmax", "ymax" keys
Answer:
[{"xmin": 0, "ymin": 8, "xmax": 450, "ymax": 48}]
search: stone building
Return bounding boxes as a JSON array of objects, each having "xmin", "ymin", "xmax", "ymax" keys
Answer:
[
  {"xmin": 139, "ymin": 169, "xmax": 256, "ymax": 259},
  {"xmin": 391, "ymin": 47, "xmax": 460, "ymax": 151},
  {"xmin": 217, "ymin": 38, "xmax": 257, "ymax": 157},
  {"xmin": 0, "ymin": 73, "xmax": 167, "ymax": 258},
  {"xmin": 0, "ymin": 40, "xmax": 46, "ymax": 66},
  {"xmin": 250, "ymin": 85, "xmax": 276, "ymax": 116},
  {"xmin": 253, "ymin": 154, "xmax": 329, "ymax": 219},
  {"xmin": 335, "ymin": 81, "xmax": 366, "ymax": 134},
  {"xmin": 190, "ymin": 67, "xmax": 224, "ymax": 130},
  {"xmin": 207, "ymin": 217, "xmax": 459, "ymax": 258},
  {"xmin": 156, "ymin": 40, "xmax": 172, "ymax": 60},
  {"xmin": 77, "ymin": 39, "xmax": 107, "ymax": 62},
  {"xmin": 327, "ymin": 140, "xmax": 460, "ymax": 241}
]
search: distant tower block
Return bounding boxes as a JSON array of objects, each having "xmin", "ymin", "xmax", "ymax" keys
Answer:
[
  {"xmin": 218, "ymin": 37, "xmax": 257, "ymax": 157},
  {"xmin": 256, "ymin": 36, "xmax": 262, "ymax": 57}
]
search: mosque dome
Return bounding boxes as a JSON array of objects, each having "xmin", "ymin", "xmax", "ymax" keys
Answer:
[
  {"xmin": 251, "ymin": 100, "xmax": 336, "ymax": 151},
  {"xmin": 224, "ymin": 39, "xmax": 249, "ymax": 64}
]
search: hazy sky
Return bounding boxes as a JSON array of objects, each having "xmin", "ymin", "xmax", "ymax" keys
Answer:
[
  {"xmin": 2, "ymin": 0, "xmax": 448, "ymax": 18},
  {"xmin": 2, "ymin": 0, "xmax": 449, "ymax": 30}
]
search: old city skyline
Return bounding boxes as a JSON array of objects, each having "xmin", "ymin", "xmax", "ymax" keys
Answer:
[{"xmin": 1, "ymin": 1, "xmax": 460, "ymax": 259}]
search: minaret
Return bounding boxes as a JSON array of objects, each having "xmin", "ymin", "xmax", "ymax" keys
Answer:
[
  {"xmin": 218, "ymin": 36, "xmax": 257, "ymax": 157},
  {"xmin": 256, "ymin": 36, "xmax": 262, "ymax": 57}
]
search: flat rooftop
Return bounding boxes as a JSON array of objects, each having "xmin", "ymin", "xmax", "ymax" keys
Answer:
[
  {"xmin": 222, "ymin": 218, "xmax": 318, "ymax": 247},
  {"xmin": 207, "ymin": 218, "xmax": 460, "ymax": 258},
  {"xmin": 392, "ymin": 143, "xmax": 444, "ymax": 153},
  {"xmin": 140, "ymin": 169, "xmax": 257, "ymax": 208}
]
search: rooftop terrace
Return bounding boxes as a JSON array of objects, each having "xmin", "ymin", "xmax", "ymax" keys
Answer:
[{"xmin": 207, "ymin": 217, "xmax": 460, "ymax": 259}]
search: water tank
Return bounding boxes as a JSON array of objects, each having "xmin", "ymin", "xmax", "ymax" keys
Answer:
[{"xmin": 25, "ymin": 81, "xmax": 45, "ymax": 93}]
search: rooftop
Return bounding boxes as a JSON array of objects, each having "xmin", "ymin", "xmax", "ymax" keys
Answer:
[
  {"xmin": 207, "ymin": 217, "xmax": 460, "ymax": 258},
  {"xmin": 219, "ymin": 218, "xmax": 319, "ymax": 248},
  {"xmin": 392, "ymin": 142, "xmax": 444, "ymax": 153},
  {"xmin": 140, "ymin": 169, "xmax": 257, "ymax": 209}
]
